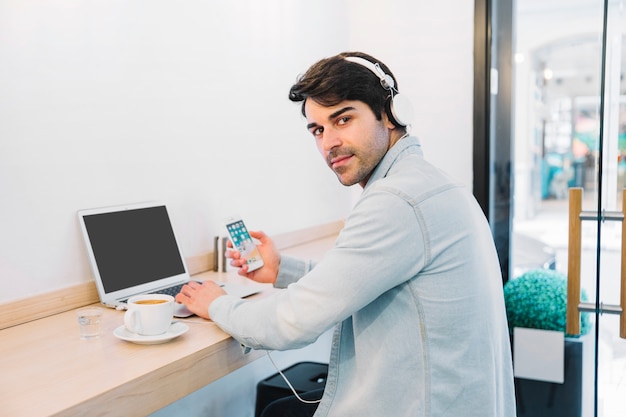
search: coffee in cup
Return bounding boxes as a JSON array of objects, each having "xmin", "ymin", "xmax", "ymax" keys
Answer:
[
  {"xmin": 135, "ymin": 299, "xmax": 168, "ymax": 305},
  {"xmin": 124, "ymin": 294, "xmax": 174, "ymax": 336}
]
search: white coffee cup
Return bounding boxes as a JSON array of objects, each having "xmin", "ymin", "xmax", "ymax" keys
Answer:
[{"xmin": 124, "ymin": 294, "xmax": 175, "ymax": 336}]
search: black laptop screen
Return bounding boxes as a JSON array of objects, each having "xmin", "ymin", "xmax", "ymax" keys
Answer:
[{"xmin": 82, "ymin": 206, "xmax": 186, "ymax": 293}]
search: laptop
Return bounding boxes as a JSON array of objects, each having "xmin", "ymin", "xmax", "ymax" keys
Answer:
[{"xmin": 78, "ymin": 201, "xmax": 259, "ymax": 317}]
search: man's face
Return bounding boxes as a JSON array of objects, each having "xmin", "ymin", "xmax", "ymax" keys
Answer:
[{"xmin": 304, "ymin": 99, "xmax": 393, "ymax": 187}]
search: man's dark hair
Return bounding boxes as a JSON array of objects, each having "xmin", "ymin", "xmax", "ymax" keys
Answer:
[{"xmin": 288, "ymin": 52, "xmax": 400, "ymax": 125}]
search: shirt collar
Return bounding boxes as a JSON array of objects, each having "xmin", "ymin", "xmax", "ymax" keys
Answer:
[{"xmin": 364, "ymin": 135, "xmax": 423, "ymax": 190}]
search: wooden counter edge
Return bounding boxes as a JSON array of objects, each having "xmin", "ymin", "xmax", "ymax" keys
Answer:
[
  {"xmin": 52, "ymin": 337, "xmax": 266, "ymax": 417},
  {"xmin": 0, "ymin": 220, "xmax": 343, "ymax": 330}
]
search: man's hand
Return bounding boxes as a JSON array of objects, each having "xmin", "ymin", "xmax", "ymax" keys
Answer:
[
  {"xmin": 175, "ymin": 280, "xmax": 226, "ymax": 319},
  {"xmin": 226, "ymin": 230, "xmax": 280, "ymax": 284}
]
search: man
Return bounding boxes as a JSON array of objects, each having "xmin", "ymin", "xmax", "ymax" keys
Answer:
[{"xmin": 176, "ymin": 52, "xmax": 516, "ymax": 417}]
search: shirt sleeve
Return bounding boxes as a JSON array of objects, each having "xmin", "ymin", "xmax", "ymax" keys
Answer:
[
  {"xmin": 209, "ymin": 187, "xmax": 427, "ymax": 351},
  {"xmin": 274, "ymin": 255, "xmax": 316, "ymax": 288}
]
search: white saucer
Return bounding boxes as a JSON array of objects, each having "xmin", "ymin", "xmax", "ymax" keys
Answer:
[{"xmin": 113, "ymin": 322, "xmax": 189, "ymax": 345}]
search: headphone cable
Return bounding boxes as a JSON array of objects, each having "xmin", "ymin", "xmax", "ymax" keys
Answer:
[{"xmin": 265, "ymin": 351, "xmax": 323, "ymax": 405}]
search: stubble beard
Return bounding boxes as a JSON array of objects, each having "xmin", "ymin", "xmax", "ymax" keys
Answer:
[{"xmin": 329, "ymin": 150, "xmax": 374, "ymax": 187}]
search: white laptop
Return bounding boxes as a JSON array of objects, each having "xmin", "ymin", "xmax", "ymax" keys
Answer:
[{"xmin": 78, "ymin": 201, "xmax": 259, "ymax": 317}]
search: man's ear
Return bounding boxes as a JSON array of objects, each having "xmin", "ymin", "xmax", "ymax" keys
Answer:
[{"xmin": 381, "ymin": 110, "xmax": 396, "ymax": 130}]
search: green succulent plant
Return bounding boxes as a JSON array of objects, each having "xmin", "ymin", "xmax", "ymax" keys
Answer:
[{"xmin": 503, "ymin": 268, "xmax": 591, "ymax": 337}]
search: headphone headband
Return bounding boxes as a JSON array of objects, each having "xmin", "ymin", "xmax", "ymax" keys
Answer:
[
  {"xmin": 344, "ymin": 56, "xmax": 396, "ymax": 90},
  {"xmin": 344, "ymin": 55, "xmax": 413, "ymax": 128}
]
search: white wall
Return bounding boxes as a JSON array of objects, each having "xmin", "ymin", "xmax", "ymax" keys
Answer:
[
  {"xmin": 0, "ymin": 0, "xmax": 353, "ymax": 301},
  {"xmin": 347, "ymin": 0, "xmax": 475, "ymax": 183},
  {"xmin": 0, "ymin": 0, "xmax": 474, "ymax": 303},
  {"xmin": 0, "ymin": 1, "xmax": 475, "ymax": 416}
]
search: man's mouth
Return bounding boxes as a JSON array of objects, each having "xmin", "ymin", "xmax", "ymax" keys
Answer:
[{"xmin": 329, "ymin": 154, "xmax": 353, "ymax": 169}]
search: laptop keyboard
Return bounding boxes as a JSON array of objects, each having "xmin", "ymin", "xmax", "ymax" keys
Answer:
[
  {"xmin": 119, "ymin": 281, "xmax": 208, "ymax": 305},
  {"xmin": 154, "ymin": 284, "xmax": 185, "ymax": 297},
  {"xmin": 153, "ymin": 281, "xmax": 201, "ymax": 297}
]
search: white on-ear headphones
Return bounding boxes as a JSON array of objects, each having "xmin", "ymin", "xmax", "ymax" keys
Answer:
[{"xmin": 344, "ymin": 56, "xmax": 414, "ymax": 127}]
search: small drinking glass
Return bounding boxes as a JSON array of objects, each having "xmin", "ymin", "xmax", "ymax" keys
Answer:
[{"xmin": 76, "ymin": 307, "xmax": 103, "ymax": 340}]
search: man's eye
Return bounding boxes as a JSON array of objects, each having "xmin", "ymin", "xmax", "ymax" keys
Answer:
[
  {"xmin": 312, "ymin": 127, "xmax": 323, "ymax": 137},
  {"xmin": 337, "ymin": 116, "xmax": 350, "ymax": 126}
]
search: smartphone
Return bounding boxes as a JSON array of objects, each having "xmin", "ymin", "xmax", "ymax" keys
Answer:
[{"xmin": 224, "ymin": 216, "xmax": 264, "ymax": 272}]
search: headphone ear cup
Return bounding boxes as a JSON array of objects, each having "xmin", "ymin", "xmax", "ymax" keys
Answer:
[{"xmin": 388, "ymin": 94, "xmax": 414, "ymax": 127}]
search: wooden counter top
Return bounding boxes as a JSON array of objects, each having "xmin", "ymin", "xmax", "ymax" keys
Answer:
[
  {"xmin": 0, "ymin": 229, "xmax": 339, "ymax": 417},
  {"xmin": 0, "ymin": 273, "xmax": 270, "ymax": 417}
]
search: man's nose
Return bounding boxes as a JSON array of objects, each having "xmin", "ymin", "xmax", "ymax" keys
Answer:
[{"xmin": 321, "ymin": 129, "xmax": 341, "ymax": 151}]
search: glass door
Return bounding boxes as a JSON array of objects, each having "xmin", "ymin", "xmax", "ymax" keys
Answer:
[{"xmin": 503, "ymin": 0, "xmax": 626, "ymax": 416}]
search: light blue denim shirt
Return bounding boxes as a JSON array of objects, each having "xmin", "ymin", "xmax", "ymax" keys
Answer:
[{"xmin": 210, "ymin": 136, "xmax": 516, "ymax": 416}]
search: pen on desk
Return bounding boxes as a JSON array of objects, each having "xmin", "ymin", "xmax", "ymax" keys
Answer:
[
  {"xmin": 213, "ymin": 236, "xmax": 219, "ymax": 272},
  {"xmin": 222, "ymin": 237, "xmax": 228, "ymax": 272}
]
